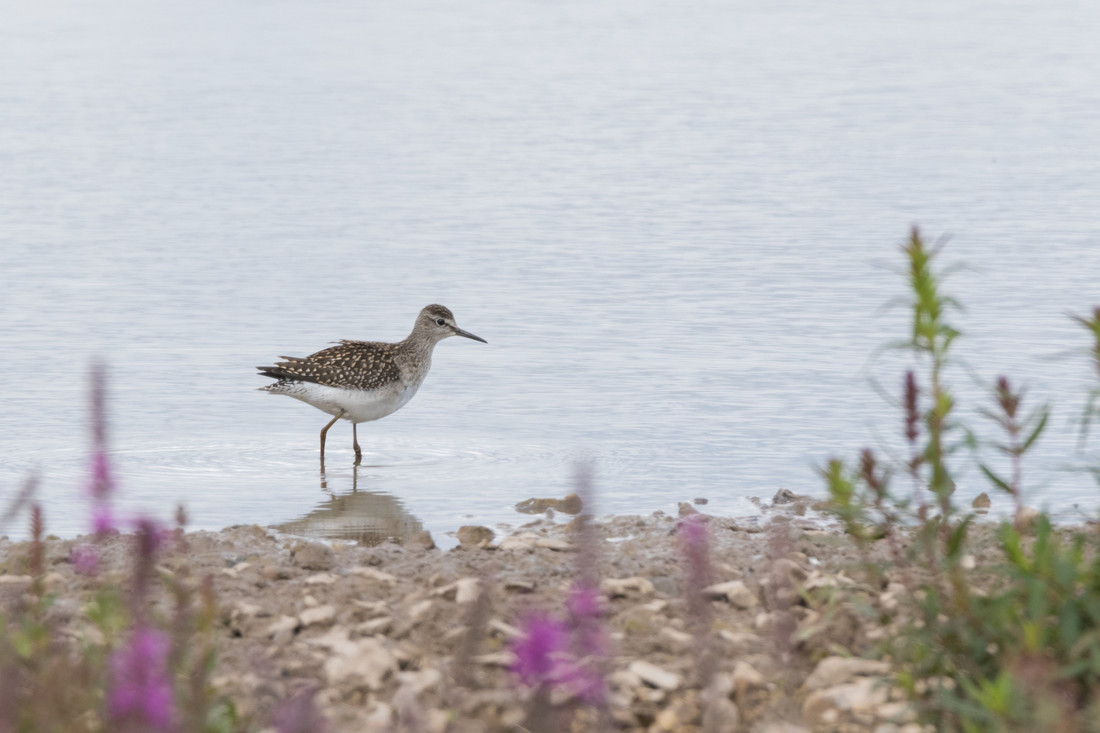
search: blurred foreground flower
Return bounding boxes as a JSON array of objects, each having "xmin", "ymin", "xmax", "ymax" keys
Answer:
[
  {"xmin": 107, "ymin": 627, "xmax": 176, "ymax": 731},
  {"xmin": 87, "ymin": 362, "xmax": 117, "ymax": 536},
  {"xmin": 70, "ymin": 543, "xmax": 100, "ymax": 576},
  {"xmin": 511, "ymin": 599, "xmax": 607, "ymax": 705},
  {"xmin": 512, "ymin": 614, "xmax": 569, "ymax": 686}
]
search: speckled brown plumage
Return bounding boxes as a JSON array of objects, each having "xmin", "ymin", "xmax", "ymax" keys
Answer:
[{"xmin": 258, "ymin": 340, "xmax": 408, "ymax": 391}]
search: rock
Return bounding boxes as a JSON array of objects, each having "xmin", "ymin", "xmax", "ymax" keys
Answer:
[
  {"xmin": 290, "ymin": 542, "xmax": 334, "ymax": 571},
  {"xmin": 456, "ymin": 526, "xmax": 494, "ymax": 548},
  {"xmin": 703, "ymin": 580, "xmax": 759, "ymax": 608},
  {"xmin": 876, "ymin": 701, "xmax": 918, "ymax": 724},
  {"xmin": 454, "ymin": 577, "xmax": 480, "ymax": 604},
  {"xmin": 608, "ymin": 669, "xmax": 643, "ymax": 693},
  {"xmin": 357, "ymin": 617, "xmax": 393, "ymax": 635},
  {"xmin": 394, "ymin": 667, "xmax": 442, "ymax": 696},
  {"xmin": 732, "ymin": 661, "xmax": 769, "ymax": 721},
  {"xmin": 0, "ymin": 575, "xmax": 32, "ymax": 587},
  {"xmin": 971, "ymin": 492, "xmax": 991, "ymax": 510},
  {"xmin": 409, "ymin": 531, "xmax": 436, "ymax": 550},
  {"xmin": 678, "ymin": 502, "xmax": 699, "ymax": 517},
  {"xmin": 304, "ymin": 572, "xmax": 336, "ymax": 585},
  {"xmin": 654, "ymin": 707, "xmax": 681, "ymax": 730},
  {"xmin": 650, "ymin": 576, "xmax": 678, "ymax": 597},
  {"xmin": 803, "ymin": 656, "xmax": 891, "ymax": 691},
  {"xmin": 770, "ymin": 557, "xmax": 809, "ymax": 585},
  {"xmin": 312, "ymin": 630, "xmax": 397, "ymax": 690},
  {"xmin": 349, "ymin": 566, "xmax": 398, "ymax": 584},
  {"xmin": 503, "ymin": 578, "xmax": 535, "ymax": 593},
  {"xmin": 473, "ymin": 651, "xmax": 518, "ymax": 668},
  {"xmin": 407, "ymin": 599, "xmax": 434, "ymax": 623},
  {"xmin": 702, "ymin": 674, "xmax": 740, "ymax": 731},
  {"xmin": 719, "ymin": 629, "xmax": 762, "ymax": 648},
  {"xmin": 657, "ymin": 626, "xmax": 693, "ymax": 652},
  {"xmin": 260, "ymin": 564, "xmax": 293, "ymax": 580},
  {"xmin": 363, "ymin": 702, "xmax": 394, "ymax": 732},
  {"xmin": 514, "ymin": 494, "xmax": 583, "ymax": 515},
  {"xmin": 629, "ymin": 661, "xmax": 682, "ymax": 691},
  {"xmin": 1015, "ymin": 506, "xmax": 1041, "ymax": 531},
  {"xmin": 497, "ymin": 533, "xmax": 536, "ymax": 551},
  {"xmin": 601, "ymin": 576, "xmax": 656, "ymax": 598},
  {"xmin": 773, "ymin": 488, "xmax": 797, "ymax": 504},
  {"xmin": 693, "ymin": 497, "xmax": 709, "ymax": 505},
  {"xmin": 488, "ymin": 619, "xmax": 522, "ymax": 639},
  {"xmin": 535, "ymin": 537, "xmax": 572, "ymax": 551},
  {"xmin": 702, "ymin": 697, "xmax": 740, "ymax": 732},
  {"xmin": 265, "ymin": 615, "xmax": 299, "ymax": 643},
  {"xmin": 802, "ymin": 677, "xmax": 890, "ymax": 728},
  {"xmin": 557, "ymin": 493, "xmax": 583, "ymax": 515},
  {"xmin": 299, "ymin": 605, "xmax": 336, "ymax": 628}
]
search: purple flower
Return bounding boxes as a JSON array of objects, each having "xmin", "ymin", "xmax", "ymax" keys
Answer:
[
  {"xmin": 133, "ymin": 515, "xmax": 165, "ymax": 556},
  {"xmin": 107, "ymin": 628, "xmax": 176, "ymax": 731},
  {"xmin": 679, "ymin": 514, "xmax": 712, "ymax": 592},
  {"xmin": 88, "ymin": 450, "xmax": 114, "ymax": 499},
  {"xmin": 511, "ymin": 611, "xmax": 607, "ymax": 705},
  {"xmin": 93, "ymin": 505, "xmax": 116, "ymax": 535},
  {"xmin": 567, "ymin": 583, "xmax": 611, "ymax": 658},
  {"xmin": 71, "ymin": 544, "xmax": 100, "ymax": 576},
  {"xmin": 511, "ymin": 614, "xmax": 568, "ymax": 686}
]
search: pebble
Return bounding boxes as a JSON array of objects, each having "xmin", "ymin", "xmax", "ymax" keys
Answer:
[
  {"xmin": 265, "ymin": 615, "xmax": 299, "ymax": 643},
  {"xmin": 600, "ymin": 576, "xmax": 656, "ymax": 598},
  {"xmin": 472, "ymin": 651, "xmax": 518, "ymax": 668},
  {"xmin": 497, "ymin": 533, "xmax": 536, "ymax": 551},
  {"xmin": 628, "ymin": 660, "xmax": 682, "ymax": 691},
  {"xmin": 803, "ymin": 656, "xmax": 891, "ymax": 691},
  {"xmin": 407, "ymin": 599, "xmax": 434, "ymax": 623},
  {"xmin": 455, "ymin": 525, "xmax": 494, "ymax": 548},
  {"xmin": 349, "ymin": 566, "xmax": 398, "ymax": 584},
  {"xmin": 409, "ymin": 531, "xmax": 436, "ymax": 550},
  {"xmin": 299, "ymin": 605, "xmax": 336, "ymax": 628},
  {"xmin": 703, "ymin": 579, "xmax": 759, "ymax": 608},
  {"xmin": 657, "ymin": 626, "xmax": 693, "ymax": 651},
  {"xmin": 291, "ymin": 542, "xmax": 335, "ymax": 571},
  {"xmin": 802, "ymin": 676, "xmax": 890, "ymax": 727},
  {"xmin": 313, "ymin": 630, "xmax": 397, "ymax": 691},
  {"xmin": 534, "ymin": 537, "xmax": 572, "ymax": 551},
  {"xmin": 677, "ymin": 502, "xmax": 699, "ymax": 517},
  {"xmin": 454, "ymin": 577, "xmax": 480, "ymax": 604}
]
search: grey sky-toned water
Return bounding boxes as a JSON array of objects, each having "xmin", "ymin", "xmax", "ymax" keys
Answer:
[{"xmin": 2, "ymin": 0, "xmax": 1099, "ymax": 543}]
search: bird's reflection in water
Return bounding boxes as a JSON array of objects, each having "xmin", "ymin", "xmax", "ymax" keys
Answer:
[{"xmin": 273, "ymin": 466, "xmax": 423, "ymax": 546}]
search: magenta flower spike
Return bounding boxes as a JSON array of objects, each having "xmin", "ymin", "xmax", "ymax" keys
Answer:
[
  {"xmin": 511, "ymin": 614, "xmax": 569, "ymax": 686},
  {"xmin": 71, "ymin": 544, "xmax": 100, "ymax": 576},
  {"xmin": 107, "ymin": 628, "xmax": 176, "ymax": 731},
  {"xmin": 86, "ymin": 362, "xmax": 118, "ymax": 536}
]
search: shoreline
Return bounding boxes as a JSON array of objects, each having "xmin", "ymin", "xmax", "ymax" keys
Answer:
[{"xmin": 1, "ymin": 492, "xmax": 1045, "ymax": 732}]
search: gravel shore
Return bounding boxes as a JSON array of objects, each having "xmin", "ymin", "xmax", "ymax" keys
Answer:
[{"xmin": 0, "ymin": 494, "xmax": 950, "ymax": 732}]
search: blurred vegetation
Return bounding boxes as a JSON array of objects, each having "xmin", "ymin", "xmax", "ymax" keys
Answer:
[{"xmin": 824, "ymin": 227, "xmax": 1100, "ymax": 731}]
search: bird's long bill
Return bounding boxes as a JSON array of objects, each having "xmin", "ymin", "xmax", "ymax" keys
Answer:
[{"xmin": 453, "ymin": 326, "xmax": 487, "ymax": 344}]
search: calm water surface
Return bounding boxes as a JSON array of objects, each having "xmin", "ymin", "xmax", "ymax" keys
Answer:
[{"xmin": 2, "ymin": 0, "xmax": 1099, "ymax": 543}]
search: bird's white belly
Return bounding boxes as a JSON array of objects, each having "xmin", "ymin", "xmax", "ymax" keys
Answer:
[{"xmin": 282, "ymin": 382, "xmax": 419, "ymax": 424}]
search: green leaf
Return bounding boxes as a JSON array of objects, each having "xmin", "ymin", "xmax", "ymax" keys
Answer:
[
  {"xmin": 979, "ymin": 464, "xmax": 1013, "ymax": 494},
  {"xmin": 1021, "ymin": 408, "xmax": 1049, "ymax": 452}
]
